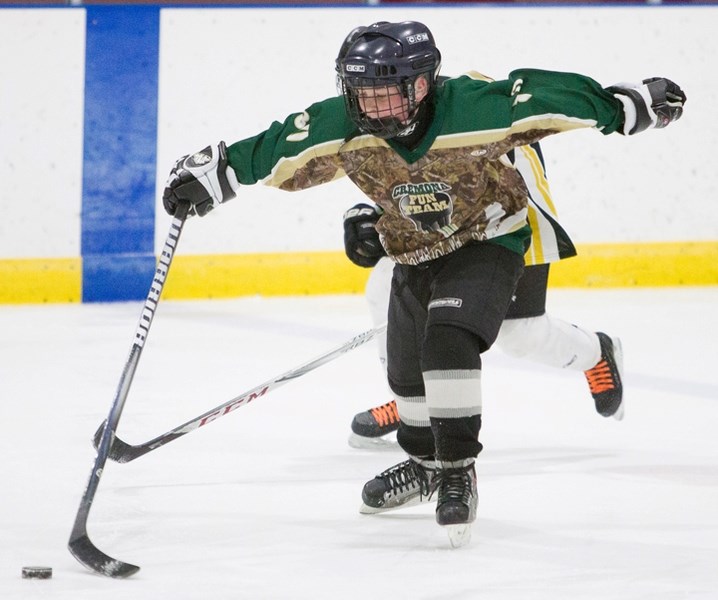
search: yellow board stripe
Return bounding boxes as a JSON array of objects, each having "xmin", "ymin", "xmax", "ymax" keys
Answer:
[
  {"xmin": 0, "ymin": 258, "xmax": 81, "ymax": 304},
  {"xmin": 1, "ymin": 242, "xmax": 717, "ymax": 303},
  {"xmin": 549, "ymin": 241, "xmax": 718, "ymax": 287},
  {"xmin": 162, "ymin": 251, "xmax": 370, "ymax": 299}
]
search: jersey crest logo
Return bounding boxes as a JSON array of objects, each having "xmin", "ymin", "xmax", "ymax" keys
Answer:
[{"xmin": 392, "ymin": 182, "xmax": 457, "ymax": 237}]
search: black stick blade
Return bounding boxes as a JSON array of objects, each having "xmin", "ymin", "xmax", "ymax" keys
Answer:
[
  {"xmin": 92, "ymin": 421, "xmax": 138, "ymax": 463},
  {"xmin": 69, "ymin": 535, "xmax": 140, "ymax": 578}
]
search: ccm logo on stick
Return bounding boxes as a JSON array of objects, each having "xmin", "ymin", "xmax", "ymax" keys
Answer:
[{"xmin": 198, "ymin": 386, "xmax": 270, "ymax": 427}]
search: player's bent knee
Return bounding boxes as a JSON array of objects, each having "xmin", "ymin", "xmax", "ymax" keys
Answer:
[{"xmin": 422, "ymin": 323, "xmax": 483, "ymax": 371}]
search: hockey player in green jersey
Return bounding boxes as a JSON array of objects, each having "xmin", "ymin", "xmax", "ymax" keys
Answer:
[
  {"xmin": 344, "ymin": 140, "xmax": 625, "ymax": 449},
  {"xmin": 162, "ymin": 21, "xmax": 686, "ymax": 547}
]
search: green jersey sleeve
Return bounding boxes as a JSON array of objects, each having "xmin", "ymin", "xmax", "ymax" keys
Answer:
[
  {"xmin": 500, "ymin": 68, "xmax": 624, "ymax": 134},
  {"xmin": 438, "ymin": 69, "xmax": 625, "ymax": 142},
  {"xmin": 225, "ymin": 96, "xmax": 355, "ymax": 191}
]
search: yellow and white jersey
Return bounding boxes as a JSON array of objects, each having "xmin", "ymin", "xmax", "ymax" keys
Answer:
[{"xmin": 511, "ymin": 142, "xmax": 576, "ymax": 266}]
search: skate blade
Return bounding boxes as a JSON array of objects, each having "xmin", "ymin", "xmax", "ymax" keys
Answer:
[
  {"xmin": 348, "ymin": 433, "xmax": 399, "ymax": 451},
  {"xmin": 612, "ymin": 401, "xmax": 625, "ymax": 421},
  {"xmin": 359, "ymin": 492, "xmax": 434, "ymax": 515},
  {"xmin": 445, "ymin": 524, "xmax": 472, "ymax": 548},
  {"xmin": 611, "ymin": 337, "xmax": 625, "ymax": 421}
]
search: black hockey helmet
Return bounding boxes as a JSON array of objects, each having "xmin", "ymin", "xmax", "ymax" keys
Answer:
[{"xmin": 336, "ymin": 21, "xmax": 442, "ymax": 139}]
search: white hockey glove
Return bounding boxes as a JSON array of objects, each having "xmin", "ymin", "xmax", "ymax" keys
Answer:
[
  {"xmin": 608, "ymin": 78, "xmax": 686, "ymax": 135},
  {"xmin": 162, "ymin": 141, "xmax": 240, "ymax": 217}
]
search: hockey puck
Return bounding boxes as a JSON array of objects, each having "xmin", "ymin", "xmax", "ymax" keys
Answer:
[{"xmin": 22, "ymin": 566, "xmax": 52, "ymax": 579}]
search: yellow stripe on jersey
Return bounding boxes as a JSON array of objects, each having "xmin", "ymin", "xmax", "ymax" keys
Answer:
[
  {"xmin": 514, "ymin": 144, "xmax": 564, "ymax": 266},
  {"xmin": 518, "ymin": 145, "xmax": 556, "ymax": 215},
  {"xmin": 525, "ymin": 204, "xmax": 544, "ymax": 265}
]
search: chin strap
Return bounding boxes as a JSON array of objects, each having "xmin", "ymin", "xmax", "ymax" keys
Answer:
[{"xmin": 392, "ymin": 97, "xmax": 434, "ymax": 148}]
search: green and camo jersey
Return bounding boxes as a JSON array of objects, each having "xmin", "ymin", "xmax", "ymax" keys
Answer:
[{"xmin": 226, "ymin": 68, "xmax": 623, "ymax": 265}]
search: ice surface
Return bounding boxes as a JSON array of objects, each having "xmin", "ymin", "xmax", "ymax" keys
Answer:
[{"xmin": 1, "ymin": 289, "xmax": 717, "ymax": 599}]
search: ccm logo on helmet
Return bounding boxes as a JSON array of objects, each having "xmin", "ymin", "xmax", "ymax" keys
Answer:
[
  {"xmin": 346, "ymin": 64, "xmax": 366, "ymax": 73},
  {"xmin": 406, "ymin": 32, "xmax": 429, "ymax": 44}
]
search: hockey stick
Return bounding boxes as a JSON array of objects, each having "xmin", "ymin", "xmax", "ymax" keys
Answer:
[
  {"xmin": 68, "ymin": 202, "xmax": 190, "ymax": 579},
  {"xmin": 92, "ymin": 323, "xmax": 386, "ymax": 464}
]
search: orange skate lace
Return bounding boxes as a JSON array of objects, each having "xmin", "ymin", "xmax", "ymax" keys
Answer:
[
  {"xmin": 585, "ymin": 360, "xmax": 615, "ymax": 394},
  {"xmin": 370, "ymin": 401, "xmax": 400, "ymax": 427}
]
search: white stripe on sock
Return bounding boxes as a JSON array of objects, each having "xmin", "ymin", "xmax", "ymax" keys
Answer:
[
  {"xmin": 423, "ymin": 369, "xmax": 482, "ymax": 418},
  {"xmin": 395, "ymin": 394, "xmax": 430, "ymax": 427}
]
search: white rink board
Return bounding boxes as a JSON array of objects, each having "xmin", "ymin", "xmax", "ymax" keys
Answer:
[
  {"xmin": 0, "ymin": 6, "xmax": 715, "ymax": 261},
  {"xmin": 0, "ymin": 9, "xmax": 85, "ymax": 258},
  {"xmin": 156, "ymin": 5, "xmax": 716, "ymax": 255}
]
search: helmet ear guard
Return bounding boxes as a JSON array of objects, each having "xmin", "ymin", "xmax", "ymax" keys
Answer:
[{"xmin": 336, "ymin": 21, "xmax": 441, "ymax": 139}]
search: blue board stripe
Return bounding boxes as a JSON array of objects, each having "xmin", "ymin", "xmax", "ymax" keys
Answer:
[{"xmin": 81, "ymin": 6, "xmax": 160, "ymax": 302}]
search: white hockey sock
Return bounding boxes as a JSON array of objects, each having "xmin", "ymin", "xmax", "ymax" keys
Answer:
[
  {"xmin": 365, "ymin": 257, "xmax": 394, "ymax": 377},
  {"xmin": 495, "ymin": 313, "xmax": 601, "ymax": 371}
]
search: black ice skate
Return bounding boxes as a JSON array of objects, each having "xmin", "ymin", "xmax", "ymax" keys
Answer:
[
  {"xmin": 434, "ymin": 462, "xmax": 477, "ymax": 548},
  {"xmin": 360, "ymin": 457, "xmax": 436, "ymax": 514},
  {"xmin": 584, "ymin": 332, "xmax": 624, "ymax": 420},
  {"xmin": 348, "ymin": 400, "xmax": 400, "ymax": 449}
]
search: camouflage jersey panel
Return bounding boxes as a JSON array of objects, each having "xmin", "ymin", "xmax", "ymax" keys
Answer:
[
  {"xmin": 339, "ymin": 131, "xmax": 546, "ymax": 265},
  {"xmin": 275, "ymin": 153, "xmax": 344, "ymax": 192}
]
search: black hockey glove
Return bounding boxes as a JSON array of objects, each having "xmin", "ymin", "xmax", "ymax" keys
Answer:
[
  {"xmin": 608, "ymin": 78, "xmax": 686, "ymax": 135},
  {"xmin": 162, "ymin": 141, "xmax": 240, "ymax": 217},
  {"xmin": 343, "ymin": 203, "xmax": 386, "ymax": 268}
]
